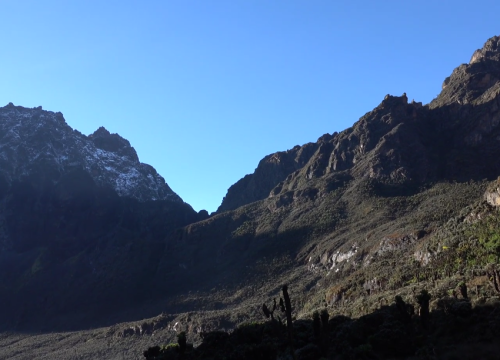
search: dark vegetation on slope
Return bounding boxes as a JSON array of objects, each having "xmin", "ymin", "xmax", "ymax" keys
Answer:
[
  {"xmin": 144, "ymin": 186, "xmax": 500, "ymax": 359},
  {"xmin": 143, "ymin": 283, "xmax": 500, "ymax": 360},
  {"xmin": 0, "ymin": 169, "xmax": 202, "ymax": 331}
]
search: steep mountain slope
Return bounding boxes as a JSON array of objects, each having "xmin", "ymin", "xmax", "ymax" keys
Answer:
[
  {"xmin": 0, "ymin": 107, "xmax": 203, "ymax": 329},
  {"xmin": 160, "ymin": 34, "xmax": 500, "ymax": 328}
]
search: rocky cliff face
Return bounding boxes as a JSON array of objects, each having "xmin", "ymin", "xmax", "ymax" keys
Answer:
[
  {"xmin": 218, "ymin": 35, "xmax": 500, "ymax": 210},
  {"xmin": 436, "ymin": 35, "xmax": 500, "ymax": 108},
  {"xmin": 217, "ymin": 142, "xmax": 322, "ymax": 212},
  {"xmin": 216, "ymin": 94, "xmax": 436, "ymax": 210},
  {"xmin": 0, "ymin": 103, "xmax": 182, "ymax": 202},
  {"xmin": 276, "ymin": 94, "xmax": 435, "ymax": 191}
]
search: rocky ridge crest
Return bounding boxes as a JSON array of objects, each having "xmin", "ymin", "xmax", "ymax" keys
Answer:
[
  {"xmin": 0, "ymin": 103, "xmax": 181, "ymax": 202},
  {"xmin": 218, "ymin": 35, "xmax": 500, "ymax": 211}
]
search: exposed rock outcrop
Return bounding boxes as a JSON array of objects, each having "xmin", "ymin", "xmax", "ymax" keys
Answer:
[
  {"xmin": 485, "ymin": 177, "xmax": 500, "ymax": 206},
  {"xmin": 217, "ymin": 141, "xmax": 322, "ymax": 212},
  {"xmin": 278, "ymin": 94, "xmax": 434, "ymax": 194},
  {"xmin": 219, "ymin": 35, "xmax": 500, "ymax": 209},
  {"xmin": 433, "ymin": 35, "xmax": 500, "ymax": 108}
]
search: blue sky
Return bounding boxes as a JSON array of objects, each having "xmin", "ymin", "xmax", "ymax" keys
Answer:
[{"xmin": 1, "ymin": 1, "xmax": 499, "ymax": 213}]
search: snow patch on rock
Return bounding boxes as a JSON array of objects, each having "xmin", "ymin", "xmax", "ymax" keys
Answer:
[{"xmin": 0, "ymin": 104, "xmax": 182, "ymax": 202}]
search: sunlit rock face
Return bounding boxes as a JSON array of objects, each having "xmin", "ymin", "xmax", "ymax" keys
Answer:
[
  {"xmin": 0, "ymin": 103, "xmax": 182, "ymax": 202},
  {"xmin": 470, "ymin": 35, "xmax": 500, "ymax": 64},
  {"xmin": 434, "ymin": 36, "xmax": 500, "ymax": 107},
  {"xmin": 485, "ymin": 178, "xmax": 500, "ymax": 207}
]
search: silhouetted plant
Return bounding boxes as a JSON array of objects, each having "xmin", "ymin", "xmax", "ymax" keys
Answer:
[
  {"xmin": 320, "ymin": 308, "xmax": 329, "ymax": 331},
  {"xmin": 262, "ymin": 298, "xmax": 277, "ymax": 321},
  {"xmin": 458, "ymin": 281, "xmax": 468, "ymax": 299},
  {"xmin": 312, "ymin": 311, "xmax": 321, "ymax": 340},
  {"xmin": 279, "ymin": 297, "xmax": 285, "ymax": 312},
  {"xmin": 416, "ymin": 290, "xmax": 431, "ymax": 329},
  {"xmin": 281, "ymin": 284, "xmax": 296, "ymax": 359},
  {"xmin": 395, "ymin": 295, "xmax": 412, "ymax": 323},
  {"xmin": 319, "ymin": 309, "xmax": 330, "ymax": 355},
  {"xmin": 177, "ymin": 331, "xmax": 187, "ymax": 354},
  {"xmin": 143, "ymin": 345, "xmax": 161, "ymax": 359}
]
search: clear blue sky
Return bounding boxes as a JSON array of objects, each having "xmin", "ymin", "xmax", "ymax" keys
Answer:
[{"xmin": 1, "ymin": 1, "xmax": 499, "ymax": 213}]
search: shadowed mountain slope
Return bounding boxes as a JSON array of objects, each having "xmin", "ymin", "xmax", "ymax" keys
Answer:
[{"xmin": 0, "ymin": 107, "xmax": 204, "ymax": 330}]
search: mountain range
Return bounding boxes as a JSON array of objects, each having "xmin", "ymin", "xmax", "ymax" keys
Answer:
[{"xmin": 1, "ymin": 35, "xmax": 500, "ymax": 359}]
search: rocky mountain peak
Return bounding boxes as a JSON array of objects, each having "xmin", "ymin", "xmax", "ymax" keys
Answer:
[
  {"xmin": 219, "ymin": 34, "xmax": 500, "ymax": 210},
  {"xmin": 217, "ymin": 92, "xmax": 428, "ymax": 212},
  {"xmin": 284, "ymin": 93, "xmax": 431, "ymax": 186},
  {"xmin": 89, "ymin": 126, "xmax": 139, "ymax": 162},
  {"xmin": 0, "ymin": 104, "xmax": 182, "ymax": 202},
  {"xmin": 91, "ymin": 126, "xmax": 111, "ymax": 136},
  {"xmin": 434, "ymin": 35, "xmax": 500, "ymax": 108},
  {"xmin": 470, "ymin": 35, "xmax": 500, "ymax": 64}
]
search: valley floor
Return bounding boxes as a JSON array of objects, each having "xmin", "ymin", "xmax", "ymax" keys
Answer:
[{"xmin": 0, "ymin": 325, "xmax": 176, "ymax": 360}]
